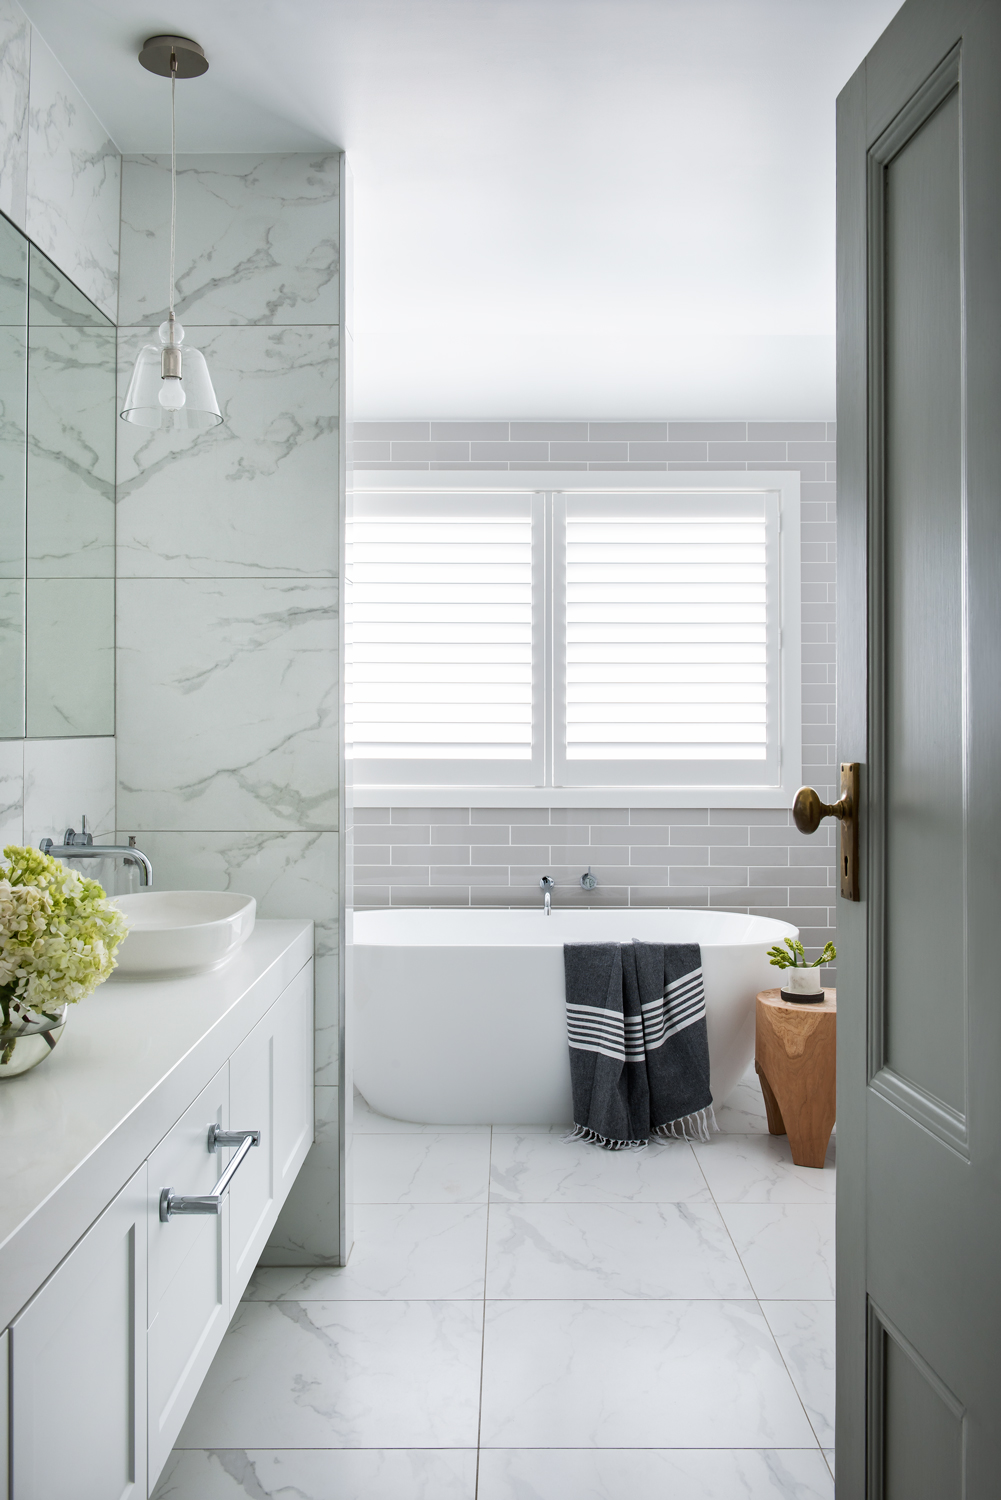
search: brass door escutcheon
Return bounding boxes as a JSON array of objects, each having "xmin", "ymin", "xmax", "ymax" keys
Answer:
[{"xmin": 792, "ymin": 762, "xmax": 860, "ymax": 901}]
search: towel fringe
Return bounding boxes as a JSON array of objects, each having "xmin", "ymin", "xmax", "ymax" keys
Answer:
[
  {"xmin": 563, "ymin": 1124, "xmax": 648, "ymax": 1151},
  {"xmin": 650, "ymin": 1104, "xmax": 719, "ymax": 1144},
  {"xmin": 564, "ymin": 1106, "xmax": 717, "ymax": 1151}
]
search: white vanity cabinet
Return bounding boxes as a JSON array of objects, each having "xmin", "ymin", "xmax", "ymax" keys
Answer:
[
  {"xmin": 0, "ymin": 924, "xmax": 315, "ymax": 1500},
  {"xmin": 9, "ymin": 1167, "xmax": 148, "ymax": 1500}
]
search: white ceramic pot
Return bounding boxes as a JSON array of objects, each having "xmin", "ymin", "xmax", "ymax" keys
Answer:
[{"xmin": 783, "ymin": 966, "xmax": 825, "ymax": 997}]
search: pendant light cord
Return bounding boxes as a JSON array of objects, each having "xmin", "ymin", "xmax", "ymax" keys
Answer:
[{"xmin": 168, "ymin": 53, "xmax": 177, "ymax": 322}]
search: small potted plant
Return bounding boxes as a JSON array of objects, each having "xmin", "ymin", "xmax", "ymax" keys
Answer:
[
  {"xmin": 766, "ymin": 936, "xmax": 836, "ymax": 1003},
  {"xmin": 0, "ymin": 844, "xmax": 129, "ymax": 1078}
]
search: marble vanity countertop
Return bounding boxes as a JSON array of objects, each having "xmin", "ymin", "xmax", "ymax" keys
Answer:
[{"xmin": 0, "ymin": 918, "xmax": 313, "ymax": 1330}]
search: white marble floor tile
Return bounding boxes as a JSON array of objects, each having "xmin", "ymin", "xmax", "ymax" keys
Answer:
[
  {"xmin": 477, "ymin": 1448, "xmax": 835, "ymax": 1499},
  {"xmin": 153, "ymin": 1447, "xmax": 477, "ymax": 1499},
  {"xmin": 353, "ymin": 1088, "xmax": 490, "ymax": 1134},
  {"xmin": 490, "ymin": 1134, "xmax": 710, "ymax": 1204},
  {"xmin": 761, "ymin": 1300, "xmax": 836, "ymax": 1447},
  {"xmin": 354, "ymin": 1133, "xmax": 491, "ymax": 1203},
  {"xmin": 824, "ymin": 1449, "xmax": 835, "ymax": 1477},
  {"xmin": 491, "ymin": 1122, "xmax": 570, "ymax": 1134},
  {"xmin": 721, "ymin": 1205, "xmax": 836, "ymax": 1299},
  {"xmin": 693, "ymin": 1133, "xmax": 836, "ymax": 1203},
  {"xmin": 486, "ymin": 1202, "xmax": 752, "ymax": 1300},
  {"xmin": 247, "ymin": 1204, "xmax": 488, "ymax": 1301},
  {"xmin": 715, "ymin": 1065, "xmax": 771, "ymax": 1134},
  {"xmin": 479, "ymin": 1299, "xmax": 816, "ymax": 1448},
  {"xmin": 177, "ymin": 1299, "xmax": 483, "ymax": 1449}
]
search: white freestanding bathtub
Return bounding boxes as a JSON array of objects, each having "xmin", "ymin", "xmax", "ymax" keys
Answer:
[{"xmin": 353, "ymin": 907, "xmax": 798, "ymax": 1125}]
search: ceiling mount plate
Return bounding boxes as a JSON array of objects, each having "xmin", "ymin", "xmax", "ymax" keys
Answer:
[{"xmin": 138, "ymin": 35, "xmax": 208, "ymax": 79}]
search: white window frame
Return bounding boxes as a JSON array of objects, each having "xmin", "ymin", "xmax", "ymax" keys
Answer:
[{"xmin": 349, "ymin": 470, "xmax": 802, "ymax": 809}]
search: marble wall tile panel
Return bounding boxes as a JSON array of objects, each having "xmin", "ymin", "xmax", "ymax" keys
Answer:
[
  {"xmin": 116, "ymin": 326, "xmax": 338, "ymax": 577},
  {"xmin": 25, "ymin": 32, "xmax": 119, "ymax": 321},
  {"xmin": 0, "ymin": 736, "xmax": 22, "ymax": 842},
  {"xmin": 0, "ymin": 579, "xmax": 23, "ymax": 736},
  {"xmin": 25, "ymin": 577, "xmax": 114, "ymax": 736},
  {"xmin": 118, "ymin": 153, "xmax": 340, "ymax": 327},
  {"xmin": 117, "ymin": 578, "xmax": 338, "ymax": 832},
  {"xmin": 23, "ymin": 734, "xmax": 115, "ymax": 842},
  {"xmin": 0, "ymin": 0, "xmax": 28, "ymax": 230},
  {"xmin": 27, "ymin": 324, "xmax": 115, "ymax": 576},
  {"xmin": 0, "ymin": 323, "xmax": 27, "ymax": 578}
]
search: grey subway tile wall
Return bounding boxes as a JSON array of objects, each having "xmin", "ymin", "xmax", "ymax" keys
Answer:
[{"xmin": 351, "ymin": 418, "xmax": 838, "ymax": 969}]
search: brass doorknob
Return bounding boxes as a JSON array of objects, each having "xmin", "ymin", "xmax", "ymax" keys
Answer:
[
  {"xmin": 793, "ymin": 765, "xmax": 860, "ymax": 901},
  {"xmin": 792, "ymin": 784, "xmax": 852, "ymax": 835}
]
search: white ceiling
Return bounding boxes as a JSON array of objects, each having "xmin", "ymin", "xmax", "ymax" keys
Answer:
[{"xmin": 22, "ymin": 0, "xmax": 902, "ymax": 419}]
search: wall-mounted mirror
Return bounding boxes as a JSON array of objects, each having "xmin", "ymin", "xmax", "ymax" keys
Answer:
[{"xmin": 0, "ymin": 214, "xmax": 115, "ymax": 740}]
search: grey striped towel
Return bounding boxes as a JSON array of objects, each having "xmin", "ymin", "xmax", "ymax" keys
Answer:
[{"xmin": 563, "ymin": 940, "xmax": 716, "ymax": 1148}]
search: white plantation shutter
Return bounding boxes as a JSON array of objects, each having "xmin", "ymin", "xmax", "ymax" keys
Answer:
[
  {"xmin": 348, "ymin": 474, "xmax": 798, "ymax": 801},
  {"xmin": 553, "ymin": 491, "xmax": 782, "ymax": 788},
  {"xmin": 346, "ymin": 491, "xmax": 544, "ymax": 785}
]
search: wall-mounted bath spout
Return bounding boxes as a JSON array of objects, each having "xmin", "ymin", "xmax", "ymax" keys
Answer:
[{"xmin": 540, "ymin": 875, "xmax": 554, "ymax": 916}]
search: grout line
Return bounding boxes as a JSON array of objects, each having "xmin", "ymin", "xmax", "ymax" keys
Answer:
[{"xmin": 473, "ymin": 1126, "xmax": 493, "ymax": 1500}]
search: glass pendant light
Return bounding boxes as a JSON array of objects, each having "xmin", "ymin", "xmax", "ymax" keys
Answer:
[{"xmin": 121, "ymin": 36, "xmax": 222, "ymax": 430}]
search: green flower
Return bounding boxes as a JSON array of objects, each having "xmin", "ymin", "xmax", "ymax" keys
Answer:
[{"xmin": 0, "ymin": 845, "xmax": 130, "ymax": 1043}]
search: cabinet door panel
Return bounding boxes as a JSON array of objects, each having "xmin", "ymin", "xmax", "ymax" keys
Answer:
[
  {"xmin": 229, "ymin": 1015, "xmax": 275, "ymax": 1298},
  {"xmin": 146, "ymin": 1066, "xmax": 228, "ymax": 1490},
  {"xmin": 273, "ymin": 961, "xmax": 314, "ymax": 1197},
  {"xmin": 229, "ymin": 961, "xmax": 314, "ymax": 1303},
  {"xmin": 11, "ymin": 1166, "xmax": 147, "ymax": 1500}
]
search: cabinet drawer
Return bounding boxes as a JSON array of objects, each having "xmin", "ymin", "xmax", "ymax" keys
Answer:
[
  {"xmin": 146, "ymin": 1066, "xmax": 229, "ymax": 1490},
  {"xmin": 11, "ymin": 1167, "xmax": 147, "ymax": 1500}
]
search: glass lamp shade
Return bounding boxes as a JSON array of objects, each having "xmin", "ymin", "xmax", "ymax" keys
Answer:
[{"xmin": 120, "ymin": 324, "xmax": 222, "ymax": 430}]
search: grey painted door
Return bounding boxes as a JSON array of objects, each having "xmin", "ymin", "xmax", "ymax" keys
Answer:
[{"xmin": 836, "ymin": 0, "xmax": 1001, "ymax": 1494}]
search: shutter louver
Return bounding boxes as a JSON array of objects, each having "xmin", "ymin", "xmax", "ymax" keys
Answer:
[
  {"xmin": 555, "ymin": 491, "xmax": 780, "ymax": 788},
  {"xmin": 347, "ymin": 491, "xmax": 542, "ymax": 785}
]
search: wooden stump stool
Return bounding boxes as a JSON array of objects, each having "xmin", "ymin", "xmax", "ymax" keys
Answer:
[{"xmin": 755, "ymin": 987, "xmax": 836, "ymax": 1168}]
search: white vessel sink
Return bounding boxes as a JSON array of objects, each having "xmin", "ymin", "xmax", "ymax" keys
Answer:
[{"xmin": 111, "ymin": 891, "xmax": 257, "ymax": 977}]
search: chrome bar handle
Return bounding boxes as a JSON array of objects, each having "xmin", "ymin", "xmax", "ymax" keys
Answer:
[{"xmin": 159, "ymin": 1126, "xmax": 261, "ymax": 1221}]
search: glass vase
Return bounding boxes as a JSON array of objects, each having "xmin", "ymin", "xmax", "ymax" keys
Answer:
[{"xmin": 0, "ymin": 1001, "xmax": 69, "ymax": 1078}]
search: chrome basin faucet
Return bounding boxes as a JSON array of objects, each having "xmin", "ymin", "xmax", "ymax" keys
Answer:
[
  {"xmin": 540, "ymin": 875, "xmax": 554, "ymax": 916},
  {"xmin": 40, "ymin": 815, "xmax": 153, "ymax": 887}
]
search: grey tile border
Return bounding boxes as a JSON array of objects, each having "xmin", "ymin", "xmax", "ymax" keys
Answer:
[
  {"xmin": 588, "ymin": 422, "xmax": 668, "ymax": 440},
  {"xmin": 550, "ymin": 441, "xmax": 629, "ymax": 461},
  {"xmin": 748, "ymin": 421, "xmax": 828, "ymax": 441},
  {"xmin": 354, "ymin": 421, "xmax": 430, "ymax": 442},
  {"xmin": 471, "ymin": 440, "xmax": 550, "ymax": 461},
  {"xmin": 510, "ymin": 421, "xmax": 588, "ymax": 441},
  {"xmin": 390, "ymin": 441, "xmax": 470, "ymax": 461},
  {"xmin": 430, "ymin": 421, "xmax": 509, "ymax": 440},
  {"xmin": 667, "ymin": 421, "xmax": 747, "ymax": 441}
]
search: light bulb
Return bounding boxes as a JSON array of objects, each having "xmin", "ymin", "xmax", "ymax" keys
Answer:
[{"xmin": 158, "ymin": 378, "xmax": 186, "ymax": 410}]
